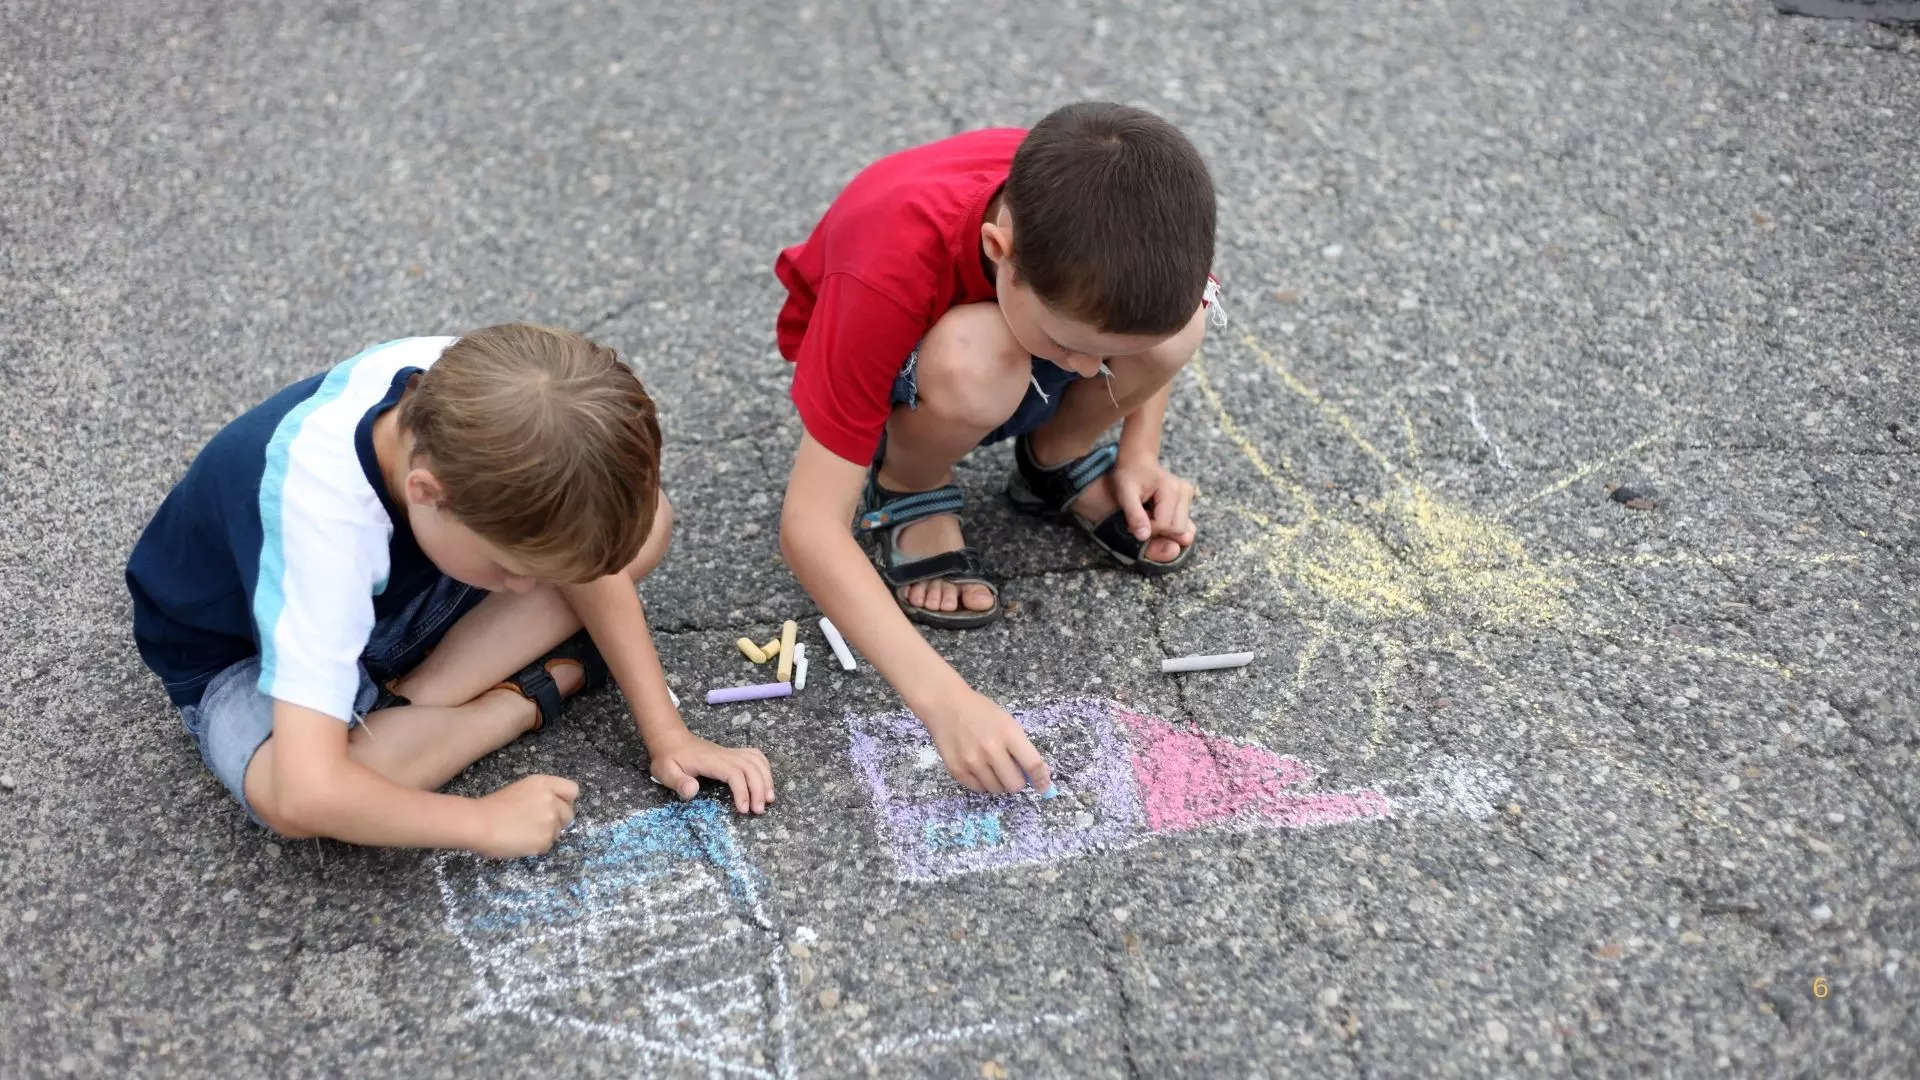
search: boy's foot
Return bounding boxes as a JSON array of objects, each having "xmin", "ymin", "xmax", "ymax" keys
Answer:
[
  {"xmin": 859, "ymin": 470, "xmax": 1003, "ymax": 629},
  {"xmin": 891, "ymin": 512, "xmax": 997, "ymax": 614},
  {"xmin": 1006, "ymin": 434, "xmax": 1196, "ymax": 575},
  {"xmin": 1056, "ymin": 473, "xmax": 1188, "ymax": 564}
]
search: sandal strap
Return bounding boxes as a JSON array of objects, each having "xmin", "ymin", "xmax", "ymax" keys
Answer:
[
  {"xmin": 1087, "ymin": 510, "xmax": 1148, "ymax": 564},
  {"xmin": 879, "ymin": 546, "xmax": 994, "ymax": 589},
  {"xmin": 496, "ymin": 663, "xmax": 564, "ymax": 731},
  {"xmin": 1013, "ymin": 435, "xmax": 1119, "ymax": 513},
  {"xmin": 858, "ymin": 482, "xmax": 965, "ymax": 533}
]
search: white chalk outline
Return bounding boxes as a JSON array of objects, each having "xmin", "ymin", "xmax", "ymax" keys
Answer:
[
  {"xmin": 433, "ymin": 804, "xmax": 796, "ymax": 1080},
  {"xmin": 1462, "ymin": 390, "xmax": 1514, "ymax": 473}
]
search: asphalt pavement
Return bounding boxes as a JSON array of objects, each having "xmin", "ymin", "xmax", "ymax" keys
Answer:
[{"xmin": 2, "ymin": 1, "xmax": 1915, "ymax": 1076}]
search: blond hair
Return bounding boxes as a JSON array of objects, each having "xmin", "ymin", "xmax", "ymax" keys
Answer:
[{"xmin": 400, "ymin": 323, "xmax": 661, "ymax": 583}]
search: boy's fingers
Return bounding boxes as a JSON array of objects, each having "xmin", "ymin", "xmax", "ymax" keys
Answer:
[
  {"xmin": 1168, "ymin": 485, "xmax": 1195, "ymax": 538},
  {"xmin": 1016, "ymin": 744, "xmax": 1053, "ymax": 796},
  {"xmin": 1122, "ymin": 492, "xmax": 1153, "ymax": 540},
  {"xmin": 655, "ymin": 760, "xmax": 698, "ymax": 801},
  {"xmin": 550, "ymin": 777, "xmax": 581, "ymax": 803},
  {"xmin": 985, "ymin": 750, "xmax": 1028, "ymax": 795},
  {"xmin": 948, "ymin": 762, "xmax": 987, "ymax": 793}
]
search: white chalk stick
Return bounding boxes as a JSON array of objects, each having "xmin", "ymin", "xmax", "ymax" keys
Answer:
[
  {"xmin": 818, "ymin": 616, "xmax": 856, "ymax": 671},
  {"xmin": 668, "ymin": 686, "xmax": 680, "ymax": 708},
  {"xmin": 1160, "ymin": 651, "xmax": 1257, "ymax": 673},
  {"xmin": 794, "ymin": 648, "xmax": 809, "ymax": 692}
]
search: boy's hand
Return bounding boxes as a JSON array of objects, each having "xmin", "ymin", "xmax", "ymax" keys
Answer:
[
  {"xmin": 648, "ymin": 731, "xmax": 776, "ymax": 815},
  {"xmin": 472, "ymin": 775, "xmax": 580, "ymax": 859},
  {"xmin": 1111, "ymin": 456, "xmax": 1197, "ymax": 560},
  {"xmin": 921, "ymin": 689, "xmax": 1052, "ymax": 795}
]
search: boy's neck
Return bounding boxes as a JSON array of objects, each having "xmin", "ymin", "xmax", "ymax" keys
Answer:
[{"xmin": 370, "ymin": 388, "xmax": 415, "ymax": 512}]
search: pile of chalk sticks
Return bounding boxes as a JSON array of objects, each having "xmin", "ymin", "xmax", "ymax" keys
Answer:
[
  {"xmin": 706, "ymin": 617, "xmax": 859, "ymax": 705},
  {"xmin": 700, "ymin": 620, "xmax": 1256, "ymax": 706}
]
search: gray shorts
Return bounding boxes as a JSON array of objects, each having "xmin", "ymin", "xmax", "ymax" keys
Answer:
[{"xmin": 177, "ymin": 575, "xmax": 485, "ymax": 824}]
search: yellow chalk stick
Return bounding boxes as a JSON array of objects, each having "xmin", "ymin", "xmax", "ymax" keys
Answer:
[
  {"xmin": 761, "ymin": 637, "xmax": 780, "ymax": 660},
  {"xmin": 776, "ymin": 620, "xmax": 798, "ymax": 683},
  {"xmin": 737, "ymin": 637, "xmax": 768, "ymax": 664}
]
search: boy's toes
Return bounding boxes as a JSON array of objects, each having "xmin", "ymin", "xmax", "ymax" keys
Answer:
[
  {"xmin": 960, "ymin": 582, "xmax": 996, "ymax": 612},
  {"xmin": 902, "ymin": 582, "xmax": 928, "ymax": 609},
  {"xmin": 1145, "ymin": 536, "xmax": 1185, "ymax": 564},
  {"xmin": 933, "ymin": 580, "xmax": 959, "ymax": 612}
]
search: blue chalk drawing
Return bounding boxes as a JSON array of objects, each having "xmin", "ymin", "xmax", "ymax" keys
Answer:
[
  {"xmin": 433, "ymin": 799, "xmax": 793, "ymax": 1079},
  {"xmin": 922, "ymin": 811, "xmax": 1006, "ymax": 853}
]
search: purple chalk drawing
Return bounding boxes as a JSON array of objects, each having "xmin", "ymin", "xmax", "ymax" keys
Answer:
[{"xmin": 847, "ymin": 697, "xmax": 1508, "ymax": 882}]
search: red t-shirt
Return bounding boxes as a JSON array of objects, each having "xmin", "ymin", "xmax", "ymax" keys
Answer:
[{"xmin": 775, "ymin": 128, "xmax": 1025, "ymax": 465}]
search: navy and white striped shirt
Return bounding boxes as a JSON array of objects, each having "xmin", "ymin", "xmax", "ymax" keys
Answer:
[{"xmin": 127, "ymin": 337, "xmax": 456, "ymax": 720}]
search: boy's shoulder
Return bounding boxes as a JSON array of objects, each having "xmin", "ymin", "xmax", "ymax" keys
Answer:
[
  {"xmin": 829, "ymin": 127, "xmax": 1027, "ymax": 224},
  {"xmin": 166, "ymin": 336, "xmax": 455, "ymax": 520}
]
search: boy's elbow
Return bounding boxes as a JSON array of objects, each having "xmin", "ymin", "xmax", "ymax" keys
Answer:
[
  {"xmin": 254, "ymin": 773, "xmax": 331, "ymax": 839},
  {"xmin": 778, "ymin": 502, "xmax": 814, "ymax": 568}
]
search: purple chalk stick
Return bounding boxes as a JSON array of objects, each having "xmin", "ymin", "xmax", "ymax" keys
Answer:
[{"xmin": 705, "ymin": 681, "xmax": 793, "ymax": 705}]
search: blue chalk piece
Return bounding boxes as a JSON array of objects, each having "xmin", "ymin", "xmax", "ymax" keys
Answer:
[{"xmin": 1040, "ymin": 786, "xmax": 1060, "ymax": 800}]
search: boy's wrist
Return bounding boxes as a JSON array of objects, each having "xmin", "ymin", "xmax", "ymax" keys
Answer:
[{"xmin": 903, "ymin": 669, "xmax": 974, "ymax": 718}]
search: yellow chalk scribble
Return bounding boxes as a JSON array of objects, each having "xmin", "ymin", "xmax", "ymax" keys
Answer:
[{"xmin": 1184, "ymin": 330, "xmax": 1858, "ymax": 754}]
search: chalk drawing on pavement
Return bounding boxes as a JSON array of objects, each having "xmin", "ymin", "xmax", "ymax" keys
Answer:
[
  {"xmin": 433, "ymin": 799, "xmax": 794, "ymax": 1079},
  {"xmin": 1182, "ymin": 333, "xmax": 1862, "ymax": 756},
  {"xmin": 849, "ymin": 697, "xmax": 1507, "ymax": 882}
]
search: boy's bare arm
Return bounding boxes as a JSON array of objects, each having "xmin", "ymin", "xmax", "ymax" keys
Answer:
[
  {"xmin": 559, "ymin": 574, "xmax": 774, "ymax": 813},
  {"xmin": 266, "ymin": 700, "xmax": 575, "ymax": 855},
  {"xmin": 779, "ymin": 433, "xmax": 1051, "ymax": 795}
]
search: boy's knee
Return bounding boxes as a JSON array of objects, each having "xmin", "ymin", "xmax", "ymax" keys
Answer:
[
  {"xmin": 625, "ymin": 489, "xmax": 674, "ymax": 581},
  {"xmin": 914, "ymin": 304, "xmax": 1032, "ymax": 430}
]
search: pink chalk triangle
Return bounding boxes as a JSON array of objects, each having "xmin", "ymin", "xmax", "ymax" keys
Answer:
[{"xmin": 1118, "ymin": 709, "xmax": 1391, "ymax": 834}]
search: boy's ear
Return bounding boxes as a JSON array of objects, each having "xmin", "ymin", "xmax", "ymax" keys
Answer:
[
  {"xmin": 981, "ymin": 214, "xmax": 1013, "ymax": 265},
  {"xmin": 403, "ymin": 467, "xmax": 445, "ymax": 508}
]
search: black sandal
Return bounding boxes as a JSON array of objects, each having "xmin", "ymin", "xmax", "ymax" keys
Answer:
[
  {"xmin": 857, "ymin": 468, "xmax": 1004, "ymax": 630},
  {"xmin": 1006, "ymin": 433, "xmax": 1195, "ymax": 576},
  {"xmin": 492, "ymin": 630, "xmax": 611, "ymax": 732}
]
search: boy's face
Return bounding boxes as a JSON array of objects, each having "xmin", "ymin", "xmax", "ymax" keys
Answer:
[
  {"xmin": 403, "ymin": 469, "xmax": 544, "ymax": 594},
  {"xmin": 982, "ymin": 207, "xmax": 1172, "ymax": 377}
]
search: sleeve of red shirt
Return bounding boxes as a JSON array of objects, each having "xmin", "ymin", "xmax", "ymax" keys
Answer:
[{"xmin": 787, "ymin": 272, "xmax": 930, "ymax": 466}]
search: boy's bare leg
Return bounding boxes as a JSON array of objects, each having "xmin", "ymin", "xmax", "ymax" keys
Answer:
[
  {"xmin": 878, "ymin": 303, "xmax": 1032, "ymax": 614},
  {"xmin": 343, "ymin": 676, "xmax": 581, "ymax": 791},
  {"xmin": 319, "ymin": 491, "xmax": 675, "ymax": 791},
  {"xmin": 389, "ymin": 491, "xmax": 676, "ymax": 708}
]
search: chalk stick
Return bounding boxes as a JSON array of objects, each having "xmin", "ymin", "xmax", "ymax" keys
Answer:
[
  {"xmin": 818, "ymin": 616, "xmax": 856, "ymax": 671},
  {"xmin": 776, "ymin": 620, "xmax": 798, "ymax": 682},
  {"xmin": 737, "ymin": 637, "xmax": 768, "ymax": 663},
  {"xmin": 668, "ymin": 686, "xmax": 680, "ymax": 708},
  {"xmin": 761, "ymin": 637, "xmax": 781, "ymax": 660},
  {"xmin": 1160, "ymin": 651, "xmax": 1257, "ymax": 674},
  {"xmin": 705, "ymin": 681, "xmax": 793, "ymax": 704},
  {"xmin": 794, "ymin": 645, "xmax": 809, "ymax": 691}
]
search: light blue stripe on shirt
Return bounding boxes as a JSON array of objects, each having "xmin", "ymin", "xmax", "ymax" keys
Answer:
[{"xmin": 252, "ymin": 340, "xmax": 398, "ymax": 696}]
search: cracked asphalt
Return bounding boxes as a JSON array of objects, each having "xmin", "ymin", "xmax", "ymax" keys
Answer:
[{"xmin": 3, "ymin": 1, "xmax": 1916, "ymax": 1077}]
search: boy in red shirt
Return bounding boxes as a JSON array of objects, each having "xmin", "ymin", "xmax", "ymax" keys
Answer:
[{"xmin": 775, "ymin": 102, "xmax": 1218, "ymax": 796}]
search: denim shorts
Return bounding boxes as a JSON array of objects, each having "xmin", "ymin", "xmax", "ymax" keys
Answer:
[
  {"xmin": 177, "ymin": 575, "xmax": 486, "ymax": 823},
  {"xmin": 891, "ymin": 348, "xmax": 1084, "ymax": 448}
]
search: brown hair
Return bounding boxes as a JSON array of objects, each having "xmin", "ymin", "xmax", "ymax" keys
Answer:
[
  {"xmin": 400, "ymin": 323, "xmax": 661, "ymax": 583},
  {"xmin": 1006, "ymin": 102, "xmax": 1216, "ymax": 336}
]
